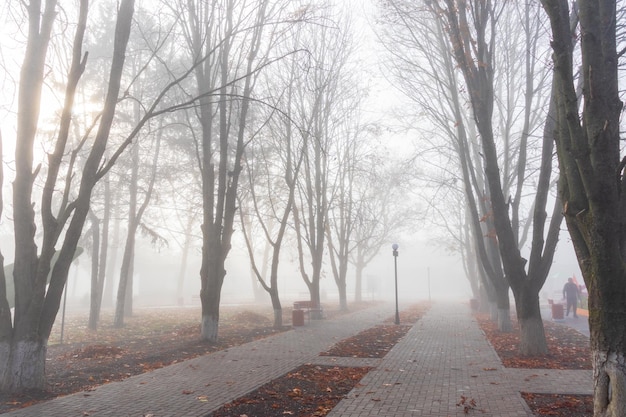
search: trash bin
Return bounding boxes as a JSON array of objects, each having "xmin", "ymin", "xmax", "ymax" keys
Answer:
[
  {"xmin": 292, "ymin": 309, "xmax": 305, "ymax": 326},
  {"xmin": 551, "ymin": 303, "xmax": 564, "ymax": 320}
]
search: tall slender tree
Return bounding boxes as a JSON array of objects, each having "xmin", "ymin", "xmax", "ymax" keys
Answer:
[
  {"xmin": 432, "ymin": 0, "xmax": 562, "ymax": 354},
  {"xmin": 291, "ymin": 6, "xmax": 354, "ymax": 313},
  {"xmin": 178, "ymin": 0, "xmax": 296, "ymax": 341}
]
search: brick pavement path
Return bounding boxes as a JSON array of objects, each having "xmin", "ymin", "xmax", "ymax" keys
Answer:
[
  {"xmin": 3, "ymin": 303, "xmax": 393, "ymax": 417},
  {"xmin": 326, "ymin": 301, "xmax": 591, "ymax": 417},
  {"xmin": 3, "ymin": 301, "xmax": 592, "ymax": 417}
]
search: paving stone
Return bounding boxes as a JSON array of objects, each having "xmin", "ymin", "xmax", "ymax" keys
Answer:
[{"xmin": 3, "ymin": 301, "xmax": 592, "ymax": 417}]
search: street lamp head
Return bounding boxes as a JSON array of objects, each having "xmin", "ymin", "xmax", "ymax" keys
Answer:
[{"xmin": 392, "ymin": 243, "xmax": 398, "ymax": 251}]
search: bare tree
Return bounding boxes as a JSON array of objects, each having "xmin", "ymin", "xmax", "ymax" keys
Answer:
[
  {"xmin": 377, "ymin": 0, "xmax": 512, "ymax": 329},
  {"xmin": 541, "ymin": 1, "xmax": 626, "ymax": 414},
  {"xmin": 325, "ymin": 117, "xmax": 374, "ymax": 311},
  {"xmin": 348, "ymin": 157, "xmax": 414, "ymax": 303},
  {"xmin": 431, "ymin": 0, "xmax": 562, "ymax": 354},
  {"xmin": 177, "ymin": 0, "xmax": 297, "ymax": 341},
  {"xmin": 0, "ymin": 0, "xmax": 206, "ymax": 391},
  {"xmin": 114, "ymin": 129, "xmax": 162, "ymax": 328},
  {"xmin": 0, "ymin": 0, "xmax": 136, "ymax": 392},
  {"xmin": 291, "ymin": 6, "xmax": 353, "ymax": 315},
  {"xmin": 380, "ymin": 0, "xmax": 563, "ymax": 350},
  {"xmin": 238, "ymin": 32, "xmax": 309, "ymax": 326}
]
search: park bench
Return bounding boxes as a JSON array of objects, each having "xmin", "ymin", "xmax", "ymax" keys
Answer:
[{"xmin": 293, "ymin": 300, "xmax": 324, "ymax": 320}]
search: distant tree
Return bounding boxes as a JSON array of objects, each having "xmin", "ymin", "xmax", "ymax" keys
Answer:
[
  {"xmin": 377, "ymin": 0, "xmax": 511, "ymax": 329},
  {"xmin": 348, "ymin": 158, "xmax": 413, "ymax": 303},
  {"xmin": 177, "ymin": 0, "xmax": 297, "ymax": 341},
  {"xmin": 114, "ymin": 129, "xmax": 162, "ymax": 328},
  {"xmin": 291, "ymin": 6, "xmax": 354, "ymax": 314},
  {"xmin": 323, "ymin": 36, "xmax": 364, "ymax": 311},
  {"xmin": 432, "ymin": 0, "xmax": 562, "ymax": 354},
  {"xmin": 325, "ymin": 117, "xmax": 377, "ymax": 311},
  {"xmin": 238, "ymin": 34, "xmax": 308, "ymax": 327}
]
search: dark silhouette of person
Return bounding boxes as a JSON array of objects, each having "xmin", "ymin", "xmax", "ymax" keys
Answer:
[{"xmin": 563, "ymin": 278, "xmax": 580, "ymax": 318}]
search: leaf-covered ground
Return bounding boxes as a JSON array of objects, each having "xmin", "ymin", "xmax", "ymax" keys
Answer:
[
  {"xmin": 319, "ymin": 324, "xmax": 412, "ymax": 358},
  {"xmin": 209, "ymin": 303, "xmax": 429, "ymax": 417},
  {"xmin": 1, "ymin": 303, "xmax": 591, "ymax": 417},
  {"xmin": 476, "ymin": 313, "xmax": 591, "ymax": 369},
  {"xmin": 0, "ymin": 303, "xmax": 374, "ymax": 414},
  {"xmin": 521, "ymin": 393, "xmax": 592, "ymax": 416},
  {"xmin": 476, "ymin": 312, "xmax": 592, "ymax": 416},
  {"xmin": 210, "ymin": 364, "xmax": 371, "ymax": 417}
]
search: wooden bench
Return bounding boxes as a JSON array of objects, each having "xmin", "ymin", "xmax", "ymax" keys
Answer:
[{"xmin": 293, "ymin": 300, "xmax": 324, "ymax": 320}]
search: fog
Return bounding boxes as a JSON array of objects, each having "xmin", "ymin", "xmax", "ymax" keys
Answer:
[
  {"xmin": 46, "ymin": 224, "xmax": 581, "ymax": 315},
  {"xmin": 2, "ymin": 2, "xmax": 581, "ymax": 332}
]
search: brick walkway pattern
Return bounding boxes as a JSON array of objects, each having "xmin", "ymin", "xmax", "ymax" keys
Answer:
[{"xmin": 2, "ymin": 301, "xmax": 592, "ymax": 417}]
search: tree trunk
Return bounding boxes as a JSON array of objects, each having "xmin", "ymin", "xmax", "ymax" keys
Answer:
[
  {"xmin": 495, "ymin": 291, "xmax": 511, "ymax": 333},
  {"xmin": 89, "ymin": 176, "xmax": 112, "ymax": 329},
  {"xmin": 354, "ymin": 258, "xmax": 364, "ymax": 303},
  {"xmin": 592, "ymin": 350, "xmax": 626, "ymax": 416},
  {"xmin": 269, "ymin": 290, "xmax": 283, "ymax": 329},
  {"xmin": 94, "ymin": 177, "xmax": 111, "ymax": 318},
  {"xmin": 309, "ymin": 275, "xmax": 322, "ymax": 320},
  {"xmin": 587, "ymin": 266, "xmax": 626, "ymax": 417},
  {"xmin": 102, "ymin": 200, "xmax": 120, "ymax": 308},
  {"xmin": 337, "ymin": 279, "xmax": 347, "ymax": 311},
  {"xmin": 0, "ymin": 340, "xmax": 47, "ymax": 392},
  {"xmin": 516, "ymin": 286, "xmax": 548, "ymax": 355},
  {"xmin": 176, "ymin": 216, "xmax": 193, "ymax": 306},
  {"xmin": 88, "ymin": 213, "xmax": 100, "ymax": 330},
  {"xmin": 540, "ymin": 2, "xmax": 626, "ymax": 414},
  {"xmin": 200, "ymin": 230, "xmax": 225, "ymax": 342},
  {"xmin": 200, "ymin": 312, "xmax": 219, "ymax": 342},
  {"xmin": 114, "ymin": 230, "xmax": 135, "ymax": 328},
  {"xmin": 199, "ymin": 238, "xmax": 223, "ymax": 341}
]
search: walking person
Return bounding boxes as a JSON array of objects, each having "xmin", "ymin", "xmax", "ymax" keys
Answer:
[{"xmin": 563, "ymin": 278, "xmax": 580, "ymax": 318}]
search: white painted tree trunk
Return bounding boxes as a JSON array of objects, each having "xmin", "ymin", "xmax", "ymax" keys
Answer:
[
  {"xmin": 0, "ymin": 340, "xmax": 47, "ymax": 392},
  {"xmin": 593, "ymin": 350, "xmax": 626, "ymax": 417},
  {"xmin": 519, "ymin": 316, "xmax": 547, "ymax": 355},
  {"xmin": 489, "ymin": 302, "xmax": 498, "ymax": 321},
  {"xmin": 273, "ymin": 308, "xmax": 282, "ymax": 328},
  {"xmin": 201, "ymin": 314, "xmax": 219, "ymax": 342},
  {"xmin": 497, "ymin": 308, "xmax": 511, "ymax": 333}
]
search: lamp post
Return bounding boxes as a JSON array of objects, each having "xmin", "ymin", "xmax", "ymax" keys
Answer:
[{"xmin": 392, "ymin": 243, "xmax": 399, "ymax": 325}]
